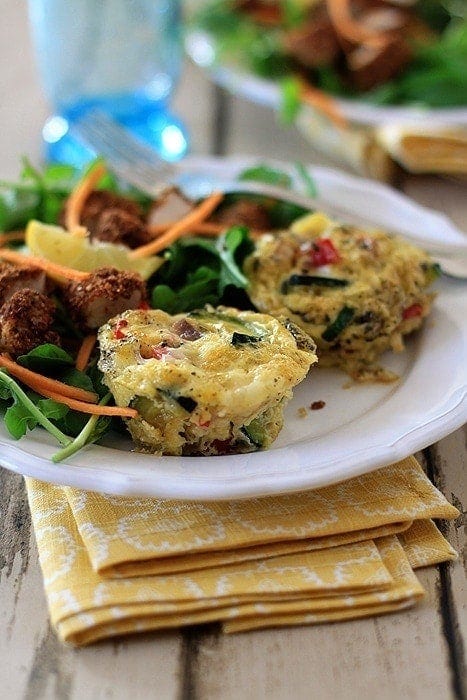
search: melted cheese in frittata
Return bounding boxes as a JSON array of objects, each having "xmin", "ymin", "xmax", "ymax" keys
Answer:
[
  {"xmin": 98, "ymin": 306, "xmax": 317, "ymax": 455},
  {"xmin": 244, "ymin": 213, "xmax": 438, "ymax": 382}
]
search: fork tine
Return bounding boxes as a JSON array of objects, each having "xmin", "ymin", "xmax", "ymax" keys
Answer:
[
  {"xmin": 71, "ymin": 111, "xmax": 175, "ymax": 196},
  {"xmin": 77, "ymin": 111, "xmax": 164, "ymax": 166}
]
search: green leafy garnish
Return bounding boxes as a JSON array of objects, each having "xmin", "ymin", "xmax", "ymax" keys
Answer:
[
  {"xmin": 239, "ymin": 165, "xmax": 292, "ymax": 188},
  {"xmin": 279, "ymin": 76, "xmax": 302, "ymax": 125},
  {"xmin": 51, "ymin": 395, "xmax": 113, "ymax": 463},
  {"xmin": 0, "ymin": 159, "xmax": 79, "ymax": 231},
  {"xmin": 238, "ymin": 160, "xmax": 318, "ymax": 200},
  {"xmin": 283, "ymin": 0, "xmax": 308, "ymax": 29},
  {"xmin": 0, "ymin": 157, "xmax": 151, "ymax": 233},
  {"xmin": 0, "ymin": 370, "xmax": 71, "ymax": 444},
  {"xmin": 150, "ymin": 227, "xmax": 253, "ymax": 315},
  {"xmin": 215, "ymin": 226, "xmax": 251, "ymax": 288},
  {"xmin": 294, "ymin": 162, "xmax": 318, "ymax": 198},
  {"xmin": 193, "ymin": 1, "xmax": 467, "ymax": 108},
  {"xmin": 17, "ymin": 344, "xmax": 74, "ymax": 374},
  {"xmin": 0, "ymin": 344, "xmax": 117, "ymax": 460},
  {"xmin": 152, "ymin": 267, "xmax": 219, "ymax": 314}
]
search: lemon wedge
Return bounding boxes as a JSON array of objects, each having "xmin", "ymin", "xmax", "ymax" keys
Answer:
[{"xmin": 25, "ymin": 221, "xmax": 163, "ymax": 280}]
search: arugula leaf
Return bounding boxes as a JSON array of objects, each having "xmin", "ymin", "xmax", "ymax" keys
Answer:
[
  {"xmin": 52, "ymin": 395, "xmax": 113, "ymax": 463},
  {"xmin": 0, "ymin": 370, "xmax": 71, "ymax": 445},
  {"xmin": 152, "ymin": 267, "xmax": 219, "ymax": 314},
  {"xmin": 238, "ymin": 160, "xmax": 318, "ymax": 199},
  {"xmin": 149, "ymin": 228, "xmax": 253, "ymax": 315},
  {"xmin": 4, "ymin": 402, "xmax": 40, "ymax": 440},
  {"xmin": 0, "ymin": 161, "xmax": 77, "ymax": 231},
  {"xmin": 60, "ymin": 368, "xmax": 95, "ymax": 393},
  {"xmin": 0, "ymin": 185, "xmax": 41, "ymax": 232},
  {"xmin": 0, "ymin": 157, "xmax": 151, "ymax": 233},
  {"xmin": 414, "ymin": 0, "xmax": 452, "ymax": 30},
  {"xmin": 36, "ymin": 398, "xmax": 70, "ymax": 421},
  {"xmin": 4, "ymin": 395, "xmax": 69, "ymax": 440},
  {"xmin": 194, "ymin": 1, "xmax": 467, "ymax": 108},
  {"xmin": 294, "ymin": 162, "xmax": 318, "ymax": 198},
  {"xmin": 216, "ymin": 226, "xmax": 251, "ymax": 289},
  {"xmin": 17, "ymin": 344, "xmax": 74, "ymax": 374},
  {"xmin": 193, "ymin": 0, "xmax": 288, "ymax": 79},
  {"xmin": 279, "ymin": 76, "xmax": 302, "ymax": 125},
  {"xmin": 239, "ymin": 164, "xmax": 292, "ymax": 188}
]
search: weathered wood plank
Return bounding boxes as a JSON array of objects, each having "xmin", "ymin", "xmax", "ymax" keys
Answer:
[
  {"xmin": 0, "ymin": 474, "xmax": 52, "ymax": 699},
  {"xmin": 0, "ymin": 472, "xmax": 185, "ymax": 700},
  {"xmin": 191, "ymin": 572, "xmax": 452, "ymax": 700},
  {"xmin": 430, "ymin": 427, "xmax": 467, "ymax": 698},
  {"xmin": 402, "ymin": 171, "xmax": 466, "ymax": 696},
  {"xmin": 188, "ymin": 459, "xmax": 455, "ymax": 700}
]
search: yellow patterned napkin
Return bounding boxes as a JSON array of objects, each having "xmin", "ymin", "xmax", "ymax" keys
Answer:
[{"xmin": 25, "ymin": 456, "xmax": 458, "ymax": 646}]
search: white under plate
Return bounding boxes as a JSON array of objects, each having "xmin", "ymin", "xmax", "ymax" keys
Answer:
[
  {"xmin": 1, "ymin": 156, "xmax": 466, "ymax": 500},
  {"xmin": 186, "ymin": 29, "xmax": 467, "ymax": 128}
]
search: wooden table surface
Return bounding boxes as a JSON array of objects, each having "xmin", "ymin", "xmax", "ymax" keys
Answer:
[{"xmin": 0, "ymin": 3, "xmax": 465, "ymax": 699}]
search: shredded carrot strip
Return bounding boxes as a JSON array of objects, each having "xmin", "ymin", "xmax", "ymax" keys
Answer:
[
  {"xmin": 326, "ymin": 0, "xmax": 385, "ymax": 45},
  {"xmin": 75, "ymin": 334, "xmax": 97, "ymax": 372},
  {"xmin": 298, "ymin": 77, "xmax": 348, "ymax": 130},
  {"xmin": 64, "ymin": 162, "xmax": 107, "ymax": 235},
  {"xmin": 130, "ymin": 192, "xmax": 224, "ymax": 258},
  {"xmin": 147, "ymin": 221, "xmax": 217, "ymax": 236},
  {"xmin": 0, "ymin": 248, "xmax": 90, "ymax": 281},
  {"xmin": 36, "ymin": 388, "xmax": 138, "ymax": 417},
  {"xmin": 0, "ymin": 230, "xmax": 25, "ymax": 247},
  {"xmin": 0, "ymin": 354, "xmax": 98, "ymax": 403}
]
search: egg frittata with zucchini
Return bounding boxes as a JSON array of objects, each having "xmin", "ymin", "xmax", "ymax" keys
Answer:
[
  {"xmin": 98, "ymin": 306, "xmax": 317, "ymax": 455},
  {"xmin": 244, "ymin": 213, "xmax": 440, "ymax": 382}
]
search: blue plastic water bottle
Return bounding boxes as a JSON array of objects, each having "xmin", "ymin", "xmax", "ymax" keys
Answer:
[{"xmin": 28, "ymin": 0, "xmax": 188, "ymax": 167}]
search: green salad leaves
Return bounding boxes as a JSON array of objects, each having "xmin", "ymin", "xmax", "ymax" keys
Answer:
[
  {"xmin": 151, "ymin": 226, "xmax": 253, "ymax": 314},
  {"xmin": 193, "ymin": 0, "xmax": 467, "ymax": 109},
  {"xmin": 0, "ymin": 158, "xmax": 316, "ymax": 460},
  {"xmin": 0, "ymin": 344, "xmax": 112, "ymax": 462}
]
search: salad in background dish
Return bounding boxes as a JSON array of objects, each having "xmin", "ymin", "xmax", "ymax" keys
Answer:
[{"xmin": 191, "ymin": 0, "xmax": 467, "ymax": 117}]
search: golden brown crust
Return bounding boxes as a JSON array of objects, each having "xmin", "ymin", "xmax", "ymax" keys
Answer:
[
  {"xmin": 211, "ymin": 200, "xmax": 272, "ymax": 231},
  {"xmin": 0, "ymin": 289, "xmax": 60, "ymax": 357},
  {"xmin": 62, "ymin": 267, "xmax": 147, "ymax": 331},
  {"xmin": 0, "ymin": 262, "xmax": 47, "ymax": 305},
  {"xmin": 93, "ymin": 208, "xmax": 152, "ymax": 248},
  {"xmin": 70, "ymin": 190, "xmax": 143, "ymax": 230}
]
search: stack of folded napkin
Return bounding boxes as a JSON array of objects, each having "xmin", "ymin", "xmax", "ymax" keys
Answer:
[
  {"xmin": 295, "ymin": 106, "xmax": 467, "ymax": 182},
  {"xmin": 25, "ymin": 456, "xmax": 459, "ymax": 646}
]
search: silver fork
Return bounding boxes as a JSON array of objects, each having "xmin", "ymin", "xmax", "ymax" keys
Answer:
[{"xmin": 71, "ymin": 111, "xmax": 467, "ymax": 278}]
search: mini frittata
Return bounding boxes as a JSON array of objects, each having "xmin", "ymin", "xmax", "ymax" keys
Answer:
[
  {"xmin": 244, "ymin": 213, "xmax": 440, "ymax": 382},
  {"xmin": 98, "ymin": 306, "xmax": 317, "ymax": 455}
]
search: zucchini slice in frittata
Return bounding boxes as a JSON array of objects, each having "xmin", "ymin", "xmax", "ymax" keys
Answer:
[
  {"xmin": 98, "ymin": 306, "xmax": 317, "ymax": 455},
  {"xmin": 244, "ymin": 212, "xmax": 439, "ymax": 382}
]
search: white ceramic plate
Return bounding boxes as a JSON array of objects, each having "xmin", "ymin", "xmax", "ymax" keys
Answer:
[
  {"xmin": 1, "ymin": 156, "xmax": 466, "ymax": 500},
  {"xmin": 186, "ymin": 29, "xmax": 467, "ymax": 128}
]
